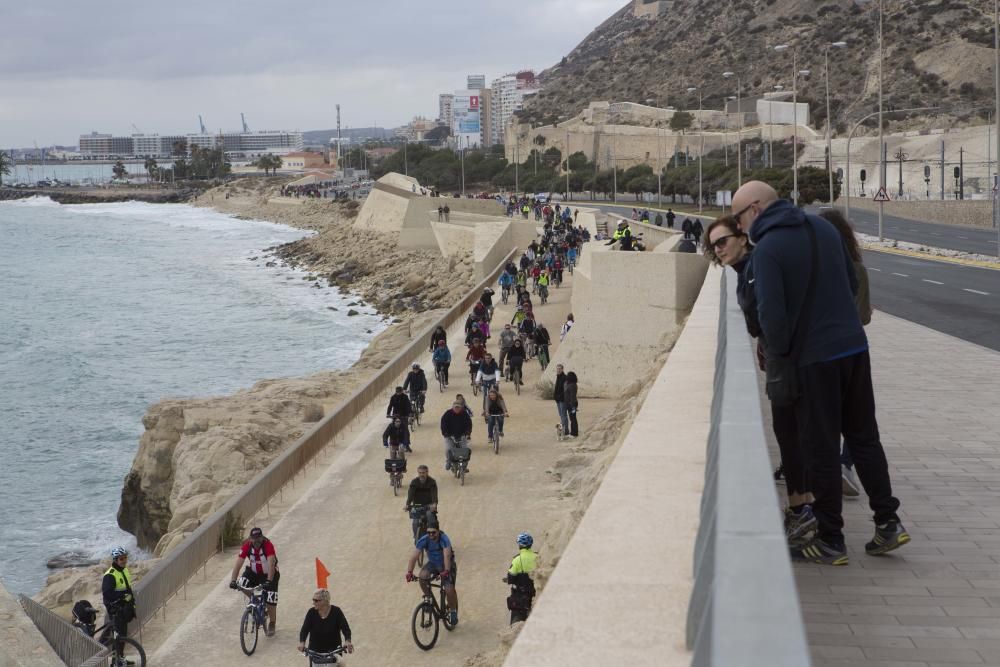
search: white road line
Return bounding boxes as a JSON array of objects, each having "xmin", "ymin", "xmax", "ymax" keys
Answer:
[
  {"xmin": 891, "ymin": 272, "xmax": 909, "ymax": 277},
  {"xmin": 963, "ymin": 289, "xmax": 990, "ymax": 296},
  {"xmin": 931, "ymin": 232, "xmax": 941, "ymax": 236},
  {"xmin": 959, "ymin": 235, "xmax": 969, "ymax": 239},
  {"xmin": 922, "ymin": 279, "xmax": 944, "ymax": 285},
  {"xmin": 869, "ymin": 267, "xmax": 882, "ymax": 272}
]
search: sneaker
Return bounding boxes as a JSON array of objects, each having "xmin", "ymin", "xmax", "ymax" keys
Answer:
[
  {"xmin": 449, "ymin": 610, "xmax": 458, "ymax": 626},
  {"xmin": 773, "ymin": 464, "xmax": 784, "ymax": 481},
  {"xmin": 842, "ymin": 465, "xmax": 860, "ymax": 498},
  {"xmin": 790, "ymin": 537, "xmax": 849, "ymax": 566},
  {"xmin": 865, "ymin": 521, "xmax": 911, "ymax": 556},
  {"xmin": 784, "ymin": 506, "xmax": 818, "ymax": 543},
  {"xmin": 403, "ymin": 445, "xmax": 413, "ymax": 453},
  {"xmin": 265, "ymin": 622, "xmax": 275, "ymax": 637},
  {"xmin": 498, "ymin": 431, "xmax": 504, "ymax": 437}
]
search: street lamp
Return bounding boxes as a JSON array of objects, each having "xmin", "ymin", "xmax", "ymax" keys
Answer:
[
  {"xmin": 722, "ymin": 71, "xmax": 743, "ymax": 186},
  {"xmin": 687, "ymin": 86, "xmax": 704, "ymax": 212},
  {"xmin": 994, "ymin": 0, "xmax": 1000, "ymax": 254},
  {"xmin": 646, "ymin": 97, "xmax": 663, "ymax": 206},
  {"xmin": 824, "ymin": 41, "xmax": 848, "ymax": 205},
  {"xmin": 769, "ymin": 84, "xmax": 783, "ymax": 167},
  {"xmin": 774, "ymin": 44, "xmax": 810, "ymax": 206}
]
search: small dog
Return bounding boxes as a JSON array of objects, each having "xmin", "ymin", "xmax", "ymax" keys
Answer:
[{"xmin": 555, "ymin": 424, "xmax": 564, "ymax": 441}]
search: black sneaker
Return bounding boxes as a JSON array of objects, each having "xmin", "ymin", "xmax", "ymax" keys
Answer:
[
  {"xmin": 865, "ymin": 521, "xmax": 911, "ymax": 556},
  {"xmin": 773, "ymin": 464, "xmax": 785, "ymax": 481},
  {"xmin": 789, "ymin": 537, "xmax": 849, "ymax": 566},
  {"xmin": 784, "ymin": 506, "xmax": 818, "ymax": 544}
]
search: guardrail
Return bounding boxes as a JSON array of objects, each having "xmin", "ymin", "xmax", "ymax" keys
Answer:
[
  {"xmin": 128, "ymin": 247, "xmax": 519, "ymax": 631},
  {"xmin": 685, "ymin": 268, "xmax": 811, "ymax": 666},
  {"xmin": 18, "ymin": 594, "xmax": 111, "ymax": 667}
]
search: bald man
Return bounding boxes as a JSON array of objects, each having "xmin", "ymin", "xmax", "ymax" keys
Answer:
[{"xmin": 730, "ymin": 181, "xmax": 907, "ymax": 566}]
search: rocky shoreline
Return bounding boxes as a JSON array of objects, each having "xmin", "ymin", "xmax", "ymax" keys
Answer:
[{"xmin": 0, "ymin": 186, "xmax": 201, "ymax": 205}]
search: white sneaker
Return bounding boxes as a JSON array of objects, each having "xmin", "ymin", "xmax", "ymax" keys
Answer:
[{"xmin": 842, "ymin": 465, "xmax": 860, "ymax": 498}]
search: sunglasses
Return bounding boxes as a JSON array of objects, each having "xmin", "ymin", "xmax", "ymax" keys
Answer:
[
  {"xmin": 426, "ymin": 530, "xmax": 439, "ymax": 536},
  {"xmin": 312, "ymin": 598, "xmax": 324, "ymax": 603},
  {"xmin": 733, "ymin": 200, "xmax": 760, "ymax": 222},
  {"xmin": 711, "ymin": 235, "xmax": 736, "ymax": 250}
]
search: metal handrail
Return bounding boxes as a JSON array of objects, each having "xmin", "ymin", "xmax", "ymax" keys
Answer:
[
  {"xmin": 17, "ymin": 594, "xmax": 111, "ymax": 667},
  {"xmin": 686, "ymin": 268, "xmax": 811, "ymax": 666},
  {"xmin": 128, "ymin": 247, "xmax": 519, "ymax": 630}
]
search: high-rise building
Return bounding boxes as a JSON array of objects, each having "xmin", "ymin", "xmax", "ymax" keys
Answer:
[
  {"xmin": 490, "ymin": 71, "xmax": 539, "ymax": 146},
  {"xmin": 452, "ymin": 90, "xmax": 482, "ymax": 149},
  {"xmin": 467, "ymin": 74, "xmax": 486, "ymax": 90},
  {"xmin": 438, "ymin": 94, "xmax": 454, "ymax": 127},
  {"xmin": 479, "ymin": 89, "xmax": 493, "ymax": 149}
]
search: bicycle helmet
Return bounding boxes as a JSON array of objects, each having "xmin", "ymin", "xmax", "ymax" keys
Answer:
[
  {"xmin": 110, "ymin": 546, "xmax": 129, "ymax": 559},
  {"xmin": 517, "ymin": 533, "xmax": 533, "ymax": 548},
  {"xmin": 412, "ymin": 363, "xmax": 420, "ymax": 369}
]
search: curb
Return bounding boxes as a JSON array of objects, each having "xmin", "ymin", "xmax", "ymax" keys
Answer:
[{"xmin": 862, "ymin": 244, "xmax": 1000, "ymax": 270}]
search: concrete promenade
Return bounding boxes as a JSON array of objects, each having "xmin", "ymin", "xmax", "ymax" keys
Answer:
[{"xmin": 776, "ymin": 311, "xmax": 1000, "ymax": 666}]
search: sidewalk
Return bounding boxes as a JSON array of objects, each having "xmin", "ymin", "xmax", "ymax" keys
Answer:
[{"xmin": 770, "ymin": 311, "xmax": 1000, "ymax": 666}]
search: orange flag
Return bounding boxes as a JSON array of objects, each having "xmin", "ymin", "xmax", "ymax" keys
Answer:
[{"xmin": 316, "ymin": 558, "xmax": 331, "ymax": 589}]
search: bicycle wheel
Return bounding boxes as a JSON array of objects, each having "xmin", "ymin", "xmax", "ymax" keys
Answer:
[
  {"xmin": 493, "ymin": 431, "xmax": 500, "ymax": 455},
  {"xmin": 393, "ymin": 475, "xmax": 399, "ymax": 496},
  {"xmin": 472, "ymin": 381, "xmax": 479, "ymax": 396},
  {"xmin": 240, "ymin": 607, "xmax": 259, "ymax": 656},
  {"xmin": 411, "ymin": 601, "xmax": 439, "ymax": 651},
  {"xmin": 459, "ymin": 463, "xmax": 466, "ymax": 486},
  {"xmin": 442, "ymin": 598, "xmax": 455, "ymax": 632},
  {"xmin": 114, "ymin": 637, "xmax": 147, "ymax": 667}
]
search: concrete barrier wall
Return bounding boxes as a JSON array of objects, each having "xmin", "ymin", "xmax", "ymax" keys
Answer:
[
  {"xmin": 0, "ymin": 583, "xmax": 63, "ymax": 666},
  {"xmin": 505, "ymin": 266, "xmax": 723, "ymax": 667},
  {"xmin": 841, "ymin": 196, "xmax": 995, "ymax": 229},
  {"xmin": 474, "ymin": 220, "xmax": 514, "ymax": 281}
]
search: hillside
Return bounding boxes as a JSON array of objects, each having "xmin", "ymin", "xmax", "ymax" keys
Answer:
[{"xmin": 521, "ymin": 0, "xmax": 997, "ymax": 135}]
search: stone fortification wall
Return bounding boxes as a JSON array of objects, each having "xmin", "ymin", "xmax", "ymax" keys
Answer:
[
  {"xmin": 0, "ymin": 583, "xmax": 63, "ymax": 666},
  {"xmin": 840, "ymin": 197, "xmax": 994, "ymax": 229},
  {"xmin": 545, "ymin": 239, "xmax": 709, "ymax": 398}
]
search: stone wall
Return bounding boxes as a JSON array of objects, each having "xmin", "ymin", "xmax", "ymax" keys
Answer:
[
  {"xmin": 840, "ymin": 196, "xmax": 995, "ymax": 229},
  {"xmin": 0, "ymin": 583, "xmax": 63, "ymax": 667}
]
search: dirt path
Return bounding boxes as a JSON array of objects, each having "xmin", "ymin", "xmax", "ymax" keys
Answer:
[{"xmin": 152, "ymin": 263, "xmax": 616, "ymax": 665}]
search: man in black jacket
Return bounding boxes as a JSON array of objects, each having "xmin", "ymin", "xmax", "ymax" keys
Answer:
[
  {"xmin": 405, "ymin": 465, "xmax": 439, "ymax": 541},
  {"xmin": 733, "ymin": 180, "xmax": 907, "ymax": 566},
  {"xmin": 440, "ymin": 401, "xmax": 472, "ymax": 471},
  {"xmin": 387, "ymin": 386, "xmax": 412, "ymax": 420},
  {"xmin": 553, "ymin": 365, "xmax": 568, "ymax": 436}
]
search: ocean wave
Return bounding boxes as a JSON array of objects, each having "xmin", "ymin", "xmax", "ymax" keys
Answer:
[{"xmin": 0, "ymin": 195, "xmax": 58, "ymax": 207}]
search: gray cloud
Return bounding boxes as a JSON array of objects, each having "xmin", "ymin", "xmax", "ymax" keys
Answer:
[{"xmin": 0, "ymin": 0, "xmax": 627, "ymax": 146}]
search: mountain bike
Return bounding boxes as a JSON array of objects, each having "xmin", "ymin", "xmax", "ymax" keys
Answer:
[
  {"xmin": 487, "ymin": 414, "xmax": 506, "ymax": 455},
  {"xmin": 501, "ymin": 284, "xmax": 511, "ymax": 304},
  {"xmin": 469, "ymin": 362, "xmax": 480, "ymax": 396},
  {"xmin": 434, "ymin": 363, "xmax": 447, "ymax": 392},
  {"xmin": 539, "ymin": 284, "xmax": 548, "ymax": 305},
  {"xmin": 446, "ymin": 436, "xmax": 470, "ymax": 486},
  {"xmin": 238, "ymin": 584, "xmax": 269, "ymax": 655},
  {"xmin": 385, "ymin": 444, "xmax": 407, "ymax": 496},
  {"xmin": 301, "ymin": 646, "xmax": 347, "ymax": 665},
  {"xmin": 509, "ymin": 365, "xmax": 522, "ymax": 395},
  {"xmin": 72, "ymin": 603, "xmax": 147, "ymax": 667},
  {"xmin": 409, "ymin": 390, "xmax": 425, "ymax": 427},
  {"xmin": 410, "ymin": 575, "xmax": 455, "ymax": 651}
]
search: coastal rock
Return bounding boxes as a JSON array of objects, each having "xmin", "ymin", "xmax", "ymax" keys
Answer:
[
  {"xmin": 347, "ymin": 309, "xmax": 359, "ymax": 316},
  {"xmin": 34, "ymin": 559, "xmax": 157, "ymax": 620},
  {"xmin": 46, "ymin": 552, "xmax": 100, "ymax": 570}
]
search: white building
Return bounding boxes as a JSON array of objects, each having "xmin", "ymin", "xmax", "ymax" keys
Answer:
[
  {"xmin": 438, "ymin": 94, "xmax": 454, "ymax": 127},
  {"xmin": 78, "ymin": 130, "xmax": 304, "ymax": 158},
  {"xmin": 490, "ymin": 71, "xmax": 539, "ymax": 147},
  {"xmin": 467, "ymin": 74, "xmax": 486, "ymax": 90}
]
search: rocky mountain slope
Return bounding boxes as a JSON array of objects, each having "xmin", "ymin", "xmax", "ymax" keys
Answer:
[{"xmin": 522, "ymin": 0, "xmax": 996, "ymax": 134}]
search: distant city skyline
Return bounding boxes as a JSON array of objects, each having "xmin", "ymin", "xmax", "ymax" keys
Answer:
[{"xmin": 0, "ymin": 0, "xmax": 625, "ymax": 148}]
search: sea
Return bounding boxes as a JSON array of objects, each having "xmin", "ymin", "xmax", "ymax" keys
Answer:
[{"xmin": 0, "ymin": 197, "xmax": 385, "ymax": 594}]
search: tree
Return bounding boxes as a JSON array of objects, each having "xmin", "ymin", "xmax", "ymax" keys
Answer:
[
  {"xmin": 144, "ymin": 157, "xmax": 159, "ymax": 183},
  {"xmin": 112, "ymin": 160, "xmax": 127, "ymax": 180},
  {"xmin": 566, "ymin": 151, "xmax": 589, "ymax": 171},
  {"xmin": 254, "ymin": 154, "xmax": 283, "ymax": 176},
  {"xmin": 533, "ymin": 134, "xmax": 547, "ymax": 147},
  {"xmin": 424, "ymin": 125, "xmax": 451, "ymax": 145},
  {"xmin": 0, "ymin": 151, "xmax": 12, "ymax": 186},
  {"xmin": 172, "ymin": 139, "xmax": 188, "ymax": 157},
  {"xmin": 669, "ymin": 111, "xmax": 694, "ymax": 133}
]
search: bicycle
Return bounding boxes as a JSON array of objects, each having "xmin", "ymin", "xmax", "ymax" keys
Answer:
[
  {"xmin": 469, "ymin": 362, "xmax": 481, "ymax": 396},
  {"xmin": 410, "ymin": 575, "xmax": 455, "ymax": 651},
  {"xmin": 385, "ymin": 444, "xmax": 407, "ymax": 496},
  {"xmin": 479, "ymin": 378, "xmax": 498, "ymax": 411},
  {"xmin": 434, "ymin": 363, "xmax": 447, "ymax": 392},
  {"xmin": 301, "ymin": 646, "xmax": 348, "ymax": 665},
  {"xmin": 486, "ymin": 414, "xmax": 506, "ymax": 455},
  {"xmin": 501, "ymin": 284, "xmax": 511, "ymax": 304},
  {"xmin": 238, "ymin": 583, "xmax": 269, "ymax": 655},
  {"xmin": 509, "ymin": 365, "xmax": 522, "ymax": 396},
  {"xmin": 72, "ymin": 603, "xmax": 147, "ymax": 667},
  {"xmin": 539, "ymin": 285, "xmax": 548, "ymax": 305},
  {"xmin": 409, "ymin": 391, "xmax": 425, "ymax": 426},
  {"xmin": 446, "ymin": 435, "xmax": 470, "ymax": 486}
]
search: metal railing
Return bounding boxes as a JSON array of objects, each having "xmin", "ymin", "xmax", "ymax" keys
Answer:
[
  {"xmin": 17, "ymin": 594, "xmax": 111, "ymax": 667},
  {"xmin": 685, "ymin": 268, "xmax": 811, "ymax": 666},
  {"xmin": 128, "ymin": 247, "xmax": 519, "ymax": 631}
]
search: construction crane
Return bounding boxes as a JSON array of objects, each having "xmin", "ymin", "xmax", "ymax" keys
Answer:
[
  {"xmin": 241, "ymin": 113, "xmax": 250, "ymax": 133},
  {"xmin": 198, "ymin": 115, "xmax": 207, "ymax": 134},
  {"xmin": 131, "ymin": 123, "xmax": 142, "ymax": 134}
]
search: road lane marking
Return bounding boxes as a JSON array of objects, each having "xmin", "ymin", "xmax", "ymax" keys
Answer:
[
  {"xmin": 922, "ymin": 279, "xmax": 944, "ymax": 285},
  {"xmin": 959, "ymin": 235, "xmax": 969, "ymax": 239},
  {"xmin": 931, "ymin": 232, "xmax": 941, "ymax": 236},
  {"xmin": 869, "ymin": 267, "xmax": 882, "ymax": 272},
  {"xmin": 891, "ymin": 272, "xmax": 909, "ymax": 277},
  {"xmin": 964, "ymin": 289, "xmax": 990, "ymax": 295}
]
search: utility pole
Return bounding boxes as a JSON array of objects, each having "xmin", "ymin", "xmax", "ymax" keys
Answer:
[
  {"xmin": 894, "ymin": 148, "xmax": 907, "ymax": 197},
  {"xmin": 995, "ymin": 0, "xmax": 1000, "ymax": 253},
  {"xmin": 877, "ymin": 0, "xmax": 884, "ymax": 239},
  {"xmin": 959, "ymin": 147, "xmax": 964, "ymax": 200}
]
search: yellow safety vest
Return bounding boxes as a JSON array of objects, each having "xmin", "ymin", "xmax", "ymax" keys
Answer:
[
  {"xmin": 508, "ymin": 549, "xmax": 537, "ymax": 576},
  {"xmin": 105, "ymin": 565, "xmax": 133, "ymax": 592}
]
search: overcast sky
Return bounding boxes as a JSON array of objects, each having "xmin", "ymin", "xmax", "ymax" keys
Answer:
[{"xmin": 0, "ymin": 0, "xmax": 626, "ymax": 148}]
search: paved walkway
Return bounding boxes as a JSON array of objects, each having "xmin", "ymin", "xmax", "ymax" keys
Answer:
[{"xmin": 769, "ymin": 311, "xmax": 1000, "ymax": 666}]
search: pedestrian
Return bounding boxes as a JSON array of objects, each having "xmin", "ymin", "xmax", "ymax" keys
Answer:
[
  {"xmin": 681, "ymin": 217, "xmax": 692, "ymax": 236},
  {"xmin": 732, "ymin": 180, "xmax": 907, "ymax": 565},
  {"xmin": 438, "ymin": 206, "xmax": 443, "ymax": 221},
  {"xmin": 553, "ymin": 364, "xmax": 569, "ymax": 437},
  {"xmin": 443, "ymin": 204, "xmax": 450, "ymax": 222},
  {"xmin": 691, "ymin": 218, "xmax": 704, "ymax": 244},
  {"xmin": 564, "ymin": 371, "xmax": 579, "ymax": 437},
  {"xmin": 666, "ymin": 208, "xmax": 676, "ymax": 229},
  {"xmin": 654, "ymin": 212, "xmax": 664, "ymax": 227},
  {"xmin": 560, "ymin": 313, "xmax": 574, "ymax": 341}
]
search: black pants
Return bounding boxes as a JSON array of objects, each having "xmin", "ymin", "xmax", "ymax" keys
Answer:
[
  {"xmin": 796, "ymin": 351, "xmax": 900, "ymax": 544},
  {"xmin": 498, "ymin": 347, "xmax": 511, "ymax": 374},
  {"xmin": 568, "ymin": 406, "xmax": 579, "ymax": 436},
  {"xmin": 771, "ymin": 402, "xmax": 808, "ymax": 497}
]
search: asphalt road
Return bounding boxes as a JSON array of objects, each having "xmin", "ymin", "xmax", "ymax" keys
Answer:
[{"xmin": 805, "ymin": 205, "xmax": 1000, "ymax": 256}]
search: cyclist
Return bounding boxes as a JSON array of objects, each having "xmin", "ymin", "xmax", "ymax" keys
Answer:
[
  {"xmin": 432, "ymin": 340, "xmax": 451, "ymax": 387},
  {"xmin": 533, "ymin": 323, "xmax": 552, "ymax": 370},
  {"xmin": 536, "ymin": 270, "xmax": 550, "ymax": 302},
  {"xmin": 475, "ymin": 352, "xmax": 501, "ymax": 397},
  {"xmin": 405, "ymin": 520, "xmax": 459, "ymax": 626},
  {"xmin": 297, "ymin": 589, "xmax": 354, "ymax": 656},
  {"xmin": 552, "ymin": 257, "xmax": 564, "ymax": 285},
  {"xmin": 518, "ymin": 314, "xmax": 536, "ymax": 350},
  {"xmin": 386, "ymin": 386, "xmax": 412, "ymax": 422},
  {"xmin": 510, "ymin": 305, "xmax": 527, "ymax": 328},
  {"xmin": 465, "ymin": 321, "xmax": 486, "ymax": 347},
  {"xmin": 515, "ymin": 269, "xmax": 528, "ymax": 290},
  {"xmin": 466, "ymin": 339, "xmax": 486, "ymax": 383},
  {"xmin": 566, "ymin": 246, "xmax": 577, "ymax": 268},
  {"xmin": 383, "ymin": 415, "xmax": 412, "ymax": 453},
  {"xmin": 472, "ymin": 300, "xmax": 488, "ymax": 324},
  {"xmin": 497, "ymin": 324, "xmax": 516, "ymax": 377},
  {"xmin": 429, "ymin": 326, "xmax": 447, "ymax": 353},
  {"xmin": 482, "ymin": 387, "xmax": 509, "ymax": 442},
  {"xmin": 229, "ymin": 527, "xmax": 280, "ymax": 636},
  {"xmin": 498, "ymin": 271, "xmax": 514, "ymax": 303},
  {"xmin": 506, "ymin": 339, "xmax": 526, "ymax": 385},
  {"xmin": 480, "ymin": 287, "xmax": 495, "ymax": 320},
  {"xmin": 403, "ymin": 363, "xmax": 427, "ymax": 416},
  {"xmin": 101, "ymin": 546, "xmax": 136, "ymax": 657},
  {"xmin": 503, "ymin": 533, "xmax": 538, "ymax": 624},
  {"xmin": 440, "ymin": 401, "xmax": 472, "ymax": 472},
  {"xmin": 405, "ymin": 464, "xmax": 439, "ymax": 541}
]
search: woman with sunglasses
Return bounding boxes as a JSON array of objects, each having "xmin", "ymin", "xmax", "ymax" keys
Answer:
[
  {"xmin": 298, "ymin": 588, "xmax": 354, "ymax": 656},
  {"xmin": 704, "ymin": 216, "xmax": 816, "ymax": 546}
]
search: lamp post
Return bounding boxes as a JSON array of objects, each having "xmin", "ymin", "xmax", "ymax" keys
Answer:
[
  {"xmin": 775, "ymin": 44, "xmax": 810, "ymax": 206},
  {"xmin": 722, "ymin": 71, "xmax": 743, "ymax": 186},
  {"xmin": 824, "ymin": 41, "xmax": 848, "ymax": 205},
  {"xmin": 646, "ymin": 97, "xmax": 663, "ymax": 206},
  {"xmin": 687, "ymin": 86, "xmax": 703, "ymax": 212},
  {"xmin": 770, "ymin": 84, "xmax": 783, "ymax": 167},
  {"xmin": 994, "ymin": 0, "xmax": 1000, "ymax": 254},
  {"xmin": 877, "ymin": 0, "xmax": 885, "ymax": 239}
]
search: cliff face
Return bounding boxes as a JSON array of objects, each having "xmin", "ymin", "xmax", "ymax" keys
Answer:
[{"xmin": 522, "ymin": 0, "xmax": 996, "ymax": 133}]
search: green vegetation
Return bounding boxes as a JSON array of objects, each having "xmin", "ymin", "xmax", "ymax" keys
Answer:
[
  {"xmin": 669, "ymin": 111, "xmax": 694, "ymax": 133},
  {"xmin": 168, "ymin": 146, "xmax": 232, "ymax": 181},
  {"xmin": 144, "ymin": 157, "xmax": 159, "ymax": 182},
  {"xmin": 112, "ymin": 160, "xmax": 127, "ymax": 180},
  {"xmin": 252, "ymin": 153, "xmax": 283, "ymax": 176},
  {"xmin": 0, "ymin": 151, "xmax": 13, "ymax": 186}
]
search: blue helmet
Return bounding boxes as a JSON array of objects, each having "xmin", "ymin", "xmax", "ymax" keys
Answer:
[{"xmin": 517, "ymin": 533, "xmax": 533, "ymax": 548}]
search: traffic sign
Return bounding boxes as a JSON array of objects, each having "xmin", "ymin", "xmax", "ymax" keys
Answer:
[{"xmin": 873, "ymin": 187, "xmax": 891, "ymax": 202}]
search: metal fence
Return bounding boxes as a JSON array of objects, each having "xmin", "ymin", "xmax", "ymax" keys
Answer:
[
  {"xmin": 127, "ymin": 247, "xmax": 519, "ymax": 631},
  {"xmin": 685, "ymin": 268, "xmax": 812, "ymax": 666},
  {"xmin": 17, "ymin": 594, "xmax": 111, "ymax": 667}
]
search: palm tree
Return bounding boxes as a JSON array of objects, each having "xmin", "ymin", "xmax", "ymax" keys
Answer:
[
  {"xmin": 0, "ymin": 151, "xmax": 12, "ymax": 186},
  {"xmin": 112, "ymin": 160, "xmax": 127, "ymax": 180},
  {"xmin": 144, "ymin": 157, "xmax": 159, "ymax": 183}
]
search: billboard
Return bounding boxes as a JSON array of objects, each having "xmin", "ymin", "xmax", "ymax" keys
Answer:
[{"xmin": 453, "ymin": 91, "xmax": 481, "ymax": 147}]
